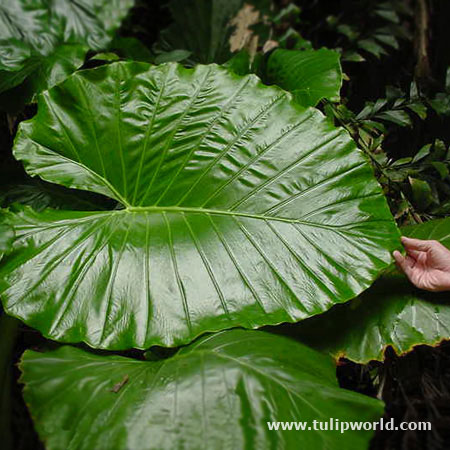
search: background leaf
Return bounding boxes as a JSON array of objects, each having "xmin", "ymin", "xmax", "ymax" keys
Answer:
[
  {"xmin": 0, "ymin": 0, "xmax": 134, "ymax": 103},
  {"xmin": 409, "ymin": 177, "xmax": 434, "ymax": 210},
  {"xmin": 288, "ymin": 218, "xmax": 450, "ymax": 363},
  {"xmin": 0, "ymin": 44, "xmax": 86, "ymax": 112},
  {"xmin": 108, "ymin": 36, "xmax": 153, "ymax": 62},
  {"xmin": 20, "ymin": 329, "xmax": 384, "ymax": 450},
  {"xmin": 155, "ymin": 0, "xmax": 244, "ymax": 64},
  {"xmin": 0, "ymin": 220, "xmax": 14, "ymax": 259},
  {"xmin": 265, "ymin": 48, "xmax": 343, "ymax": 107}
]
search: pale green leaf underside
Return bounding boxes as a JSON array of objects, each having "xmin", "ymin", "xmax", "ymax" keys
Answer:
[
  {"xmin": 1, "ymin": 62, "xmax": 399, "ymax": 349},
  {"xmin": 294, "ymin": 218, "xmax": 450, "ymax": 363},
  {"xmin": 20, "ymin": 329, "xmax": 384, "ymax": 450}
]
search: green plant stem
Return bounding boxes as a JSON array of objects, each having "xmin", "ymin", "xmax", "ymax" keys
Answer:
[
  {"xmin": 326, "ymin": 102, "xmax": 391, "ymax": 177},
  {"xmin": 326, "ymin": 101, "xmax": 424, "ymax": 223}
]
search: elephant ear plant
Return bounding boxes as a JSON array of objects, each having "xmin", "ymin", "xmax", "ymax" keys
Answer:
[{"xmin": 0, "ymin": 61, "xmax": 402, "ymax": 448}]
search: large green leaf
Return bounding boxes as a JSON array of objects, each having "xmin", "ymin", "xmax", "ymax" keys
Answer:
[
  {"xmin": 0, "ymin": 62, "xmax": 399, "ymax": 350},
  {"xmin": 292, "ymin": 218, "xmax": 450, "ymax": 363},
  {"xmin": 266, "ymin": 49, "xmax": 343, "ymax": 107},
  {"xmin": 20, "ymin": 329, "xmax": 384, "ymax": 450},
  {"xmin": 0, "ymin": 0, "xmax": 133, "ymax": 100}
]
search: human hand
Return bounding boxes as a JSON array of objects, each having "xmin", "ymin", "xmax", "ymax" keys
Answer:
[{"xmin": 393, "ymin": 237, "xmax": 450, "ymax": 292}]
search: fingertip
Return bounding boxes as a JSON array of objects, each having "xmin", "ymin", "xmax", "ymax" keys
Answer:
[
  {"xmin": 401, "ymin": 236, "xmax": 411, "ymax": 244},
  {"xmin": 393, "ymin": 250, "xmax": 403, "ymax": 262}
]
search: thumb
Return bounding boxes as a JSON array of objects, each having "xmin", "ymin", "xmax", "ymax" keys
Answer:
[{"xmin": 393, "ymin": 250, "xmax": 413, "ymax": 277}]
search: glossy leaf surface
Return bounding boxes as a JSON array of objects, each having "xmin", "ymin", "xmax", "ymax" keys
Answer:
[
  {"xmin": 0, "ymin": 0, "xmax": 133, "ymax": 98},
  {"xmin": 20, "ymin": 329, "xmax": 384, "ymax": 450},
  {"xmin": 294, "ymin": 218, "xmax": 450, "ymax": 362},
  {"xmin": 0, "ymin": 224, "xmax": 14, "ymax": 261},
  {"xmin": 0, "ymin": 44, "xmax": 86, "ymax": 96},
  {"xmin": 266, "ymin": 49, "xmax": 342, "ymax": 107},
  {"xmin": 1, "ymin": 62, "xmax": 399, "ymax": 349}
]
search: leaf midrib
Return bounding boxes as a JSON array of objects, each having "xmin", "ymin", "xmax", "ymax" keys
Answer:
[
  {"xmin": 14, "ymin": 205, "xmax": 390, "ymax": 232},
  {"xmin": 126, "ymin": 205, "xmax": 298, "ymax": 223}
]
